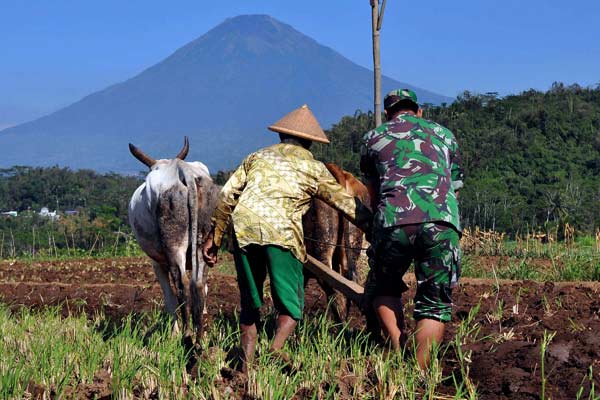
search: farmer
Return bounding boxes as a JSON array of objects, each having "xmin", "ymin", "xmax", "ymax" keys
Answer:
[
  {"xmin": 360, "ymin": 89, "xmax": 464, "ymax": 369},
  {"xmin": 203, "ymin": 104, "xmax": 372, "ymax": 372}
]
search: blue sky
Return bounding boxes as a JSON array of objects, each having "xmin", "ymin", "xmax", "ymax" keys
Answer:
[{"xmin": 1, "ymin": 0, "xmax": 599, "ymax": 129}]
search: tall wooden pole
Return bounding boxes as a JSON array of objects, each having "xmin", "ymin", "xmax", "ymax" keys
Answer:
[{"xmin": 371, "ymin": 0, "xmax": 387, "ymax": 127}]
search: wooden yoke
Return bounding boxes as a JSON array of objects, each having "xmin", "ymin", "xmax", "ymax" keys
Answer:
[{"xmin": 305, "ymin": 254, "xmax": 364, "ymax": 305}]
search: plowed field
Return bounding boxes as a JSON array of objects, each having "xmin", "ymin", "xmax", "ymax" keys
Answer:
[{"xmin": 1, "ymin": 257, "xmax": 598, "ymax": 399}]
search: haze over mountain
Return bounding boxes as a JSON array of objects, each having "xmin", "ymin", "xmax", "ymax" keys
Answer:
[{"xmin": 0, "ymin": 15, "xmax": 453, "ymax": 174}]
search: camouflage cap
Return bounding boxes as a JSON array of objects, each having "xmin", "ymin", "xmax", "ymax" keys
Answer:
[{"xmin": 384, "ymin": 88, "xmax": 418, "ymax": 110}]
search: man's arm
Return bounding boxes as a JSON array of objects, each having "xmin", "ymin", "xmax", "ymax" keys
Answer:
[
  {"xmin": 211, "ymin": 156, "xmax": 251, "ymax": 247},
  {"xmin": 203, "ymin": 156, "xmax": 251, "ymax": 266}
]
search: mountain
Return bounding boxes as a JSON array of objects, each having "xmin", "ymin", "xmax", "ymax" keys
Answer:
[{"xmin": 0, "ymin": 15, "xmax": 453, "ymax": 174}]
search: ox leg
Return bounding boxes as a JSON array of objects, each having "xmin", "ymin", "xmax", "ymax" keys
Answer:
[
  {"xmin": 340, "ymin": 224, "xmax": 364, "ymax": 321},
  {"xmin": 190, "ymin": 256, "xmax": 208, "ymax": 343},
  {"xmin": 168, "ymin": 249, "xmax": 192, "ymax": 342},
  {"xmin": 152, "ymin": 261, "xmax": 181, "ymax": 335},
  {"xmin": 312, "ymin": 253, "xmax": 346, "ymax": 323},
  {"xmin": 152, "ymin": 261, "xmax": 179, "ymax": 314},
  {"xmin": 314, "ymin": 239, "xmax": 342, "ymax": 322},
  {"xmin": 329, "ymin": 248, "xmax": 349, "ymax": 323}
]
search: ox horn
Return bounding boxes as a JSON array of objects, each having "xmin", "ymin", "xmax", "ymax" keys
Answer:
[
  {"xmin": 128, "ymin": 143, "xmax": 157, "ymax": 167},
  {"xmin": 175, "ymin": 136, "xmax": 190, "ymax": 160}
]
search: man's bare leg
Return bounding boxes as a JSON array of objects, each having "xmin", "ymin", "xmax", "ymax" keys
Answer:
[
  {"xmin": 270, "ymin": 314, "xmax": 297, "ymax": 353},
  {"xmin": 415, "ymin": 318, "xmax": 445, "ymax": 369},
  {"xmin": 240, "ymin": 323, "xmax": 257, "ymax": 374},
  {"xmin": 373, "ymin": 296, "xmax": 405, "ymax": 351}
]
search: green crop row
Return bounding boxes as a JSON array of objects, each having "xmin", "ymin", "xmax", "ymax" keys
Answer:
[{"xmin": 1, "ymin": 303, "xmax": 597, "ymax": 399}]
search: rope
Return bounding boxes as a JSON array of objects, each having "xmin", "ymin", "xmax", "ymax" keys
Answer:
[{"xmin": 303, "ymin": 236, "xmax": 370, "ymax": 251}]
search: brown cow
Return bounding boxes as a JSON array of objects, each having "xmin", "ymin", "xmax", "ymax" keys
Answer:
[{"xmin": 303, "ymin": 163, "xmax": 370, "ymax": 322}]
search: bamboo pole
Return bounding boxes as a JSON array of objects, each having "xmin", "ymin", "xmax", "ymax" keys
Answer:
[
  {"xmin": 113, "ymin": 228, "xmax": 121, "ymax": 256},
  {"xmin": 32, "ymin": 226, "xmax": 36, "ymax": 258},
  {"xmin": 377, "ymin": 0, "xmax": 387, "ymax": 30},
  {"xmin": 10, "ymin": 228, "xmax": 15, "ymax": 258},
  {"xmin": 88, "ymin": 233, "xmax": 99, "ymax": 257},
  {"xmin": 64, "ymin": 230, "xmax": 71, "ymax": 256},
  {"xmin": 52, "ymin": 233, "xmax": 58, "ymax": 258},
  {"xmin": 371, "ymin": 0, "xmax": 387, "ymax": 127}
]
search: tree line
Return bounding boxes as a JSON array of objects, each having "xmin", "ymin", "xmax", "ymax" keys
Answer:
[
  {"xmin": 1, "ymin": 83, "xmax": 598, "ymax": 257},
  {"xmin": 312, "ymin": 83, "xmax": 600, "ymax": 237},
  {"xmin": 0, "ymin": 167, "xmax": 143, "ymax": 257}
]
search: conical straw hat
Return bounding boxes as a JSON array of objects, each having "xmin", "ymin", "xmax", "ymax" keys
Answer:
[{"xmin": 268, "ymin": 104, "xmax": 330, "ymax": 144}]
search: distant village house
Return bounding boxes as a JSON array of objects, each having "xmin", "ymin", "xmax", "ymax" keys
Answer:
[{"xmin": 39, "ymin": 207, "xmax": 60, "ymax": 221}]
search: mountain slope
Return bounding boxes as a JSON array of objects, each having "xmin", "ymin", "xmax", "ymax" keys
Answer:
[{"xmin": 0, "ymin": 15, "xmax": 453, "ymax": 173}]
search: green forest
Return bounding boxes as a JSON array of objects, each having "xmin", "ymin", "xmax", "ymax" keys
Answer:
[
  {"xmin": 0, "ymin": 167, "xmax": 142, "ymax": 257},
  {"xmin": 1, "ymin": 83, "xmax": 599, "ymax": 256},
  {"xmin": 313, "ymin": 83, "xmax": 600, "ymax": 236}
]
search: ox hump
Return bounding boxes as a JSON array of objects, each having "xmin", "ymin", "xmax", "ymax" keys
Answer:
[{"xmin": 185, "ymin": 161, "xmax": 211, "ymax": 179}]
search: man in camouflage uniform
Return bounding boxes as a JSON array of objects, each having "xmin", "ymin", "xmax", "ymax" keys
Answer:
[{"xmin": 361, "ymin": 89, "xmax": 463, "ymax": 368}]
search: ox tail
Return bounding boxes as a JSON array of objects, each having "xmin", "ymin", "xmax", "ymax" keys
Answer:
[
  {"xmin": 180, "ymin": 161, "xmax": 205, "ymax": 339},
  {"xmin": 180, "ymin": 161, "xmax": 199, "ymax": 282}
]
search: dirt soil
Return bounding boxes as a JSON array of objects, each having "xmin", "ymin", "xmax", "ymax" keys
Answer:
[{"xmin": 0, "ymin": 257, "xmax": 598, "ymax": 400}]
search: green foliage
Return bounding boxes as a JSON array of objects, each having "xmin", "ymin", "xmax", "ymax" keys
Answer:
[
  {"xmin": 460, "ymin": 243, "xmax": 600, "ymax": 282},
  {"xmin": 0, "ymin": 166, "xmax": 143, "ymax": 258},
  {"xmin": 212, "ymin": 170, "xmax": 233, "ymax": 186},
  {"xmin": 2, "ymin": 83, "xmax": 600, "ymax": 258},
  {"xmin": 313, "ymin": 84, "xmax": 600, "ymax": 235},
  {"xmin": 0, "ymin": 166, "xmax": 142, "ymax": 221},
  {"xmin": 312, "ymin": 110, "xmax": 376, "ymax": 174}
]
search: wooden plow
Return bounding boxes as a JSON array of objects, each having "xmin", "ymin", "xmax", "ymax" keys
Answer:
[{"xmin": 304, "ymin": 254, "xmax": 364, "ymax": 305}]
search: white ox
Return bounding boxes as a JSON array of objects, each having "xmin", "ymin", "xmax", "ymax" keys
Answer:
[{"xmin": 128, "ymin": 137, "xmax": 220, "ymax": 342}]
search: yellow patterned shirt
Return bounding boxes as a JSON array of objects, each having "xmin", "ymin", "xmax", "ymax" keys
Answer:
[{"xmin": 212, "ymin": 143, "xmax": 371, "ymax": 262}]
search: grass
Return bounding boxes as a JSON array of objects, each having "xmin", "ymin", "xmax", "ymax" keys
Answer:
[
  {"xmin": 458, "ymin": 230, "xmax": 600, "ymax": 281},
  {"xmin": 0, "ymin": 232, "xmax": 598, "ymax": 397},
  {"xmin": 2, "ymin": 229, "xmax": 599, "ymax": 282},
  {"xmin": 540, "ymin": 330, "xmax": 557, "ymax": 400},
  {"xmin": 461, "ymin": 248, "xmax": 600, "ymax": 282},
  {"xmin": 0, "ymin": 303, "xmax": 472, "ymax": 399},
  {"xmin": 1, "ymin": 298, "xmax": 598, "ymax": 399},
  {"xmin": 576, "ymin": 366, "xmax": 597, "ymax": 400}
]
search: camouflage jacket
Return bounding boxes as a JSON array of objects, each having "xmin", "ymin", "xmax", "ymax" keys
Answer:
[
  {"xmin": 212, "ymin": 143, "xmax": 372, "ymax": 262},
  {"xmin": 360, "ymin": 112, "xmax": 464, "ymax": 232}
]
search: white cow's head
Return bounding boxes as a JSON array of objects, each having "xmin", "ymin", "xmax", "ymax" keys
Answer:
[
  {"xmin": 129, "ymin": 136, "xmax": 211, "ymax": 180},
  {"xmin": 129, "ymin": 137, "xmax": 190, "ymax": 170}
]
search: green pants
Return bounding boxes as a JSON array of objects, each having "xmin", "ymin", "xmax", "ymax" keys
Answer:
[{"xmin": 233, "ymin": 242, "xmax": 305, "ymax": 324}]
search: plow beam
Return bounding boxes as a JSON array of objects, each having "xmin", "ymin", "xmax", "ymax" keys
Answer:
[{"xmin": 305, "ymin": 254, "xmax": 364, "ymax": 305}]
